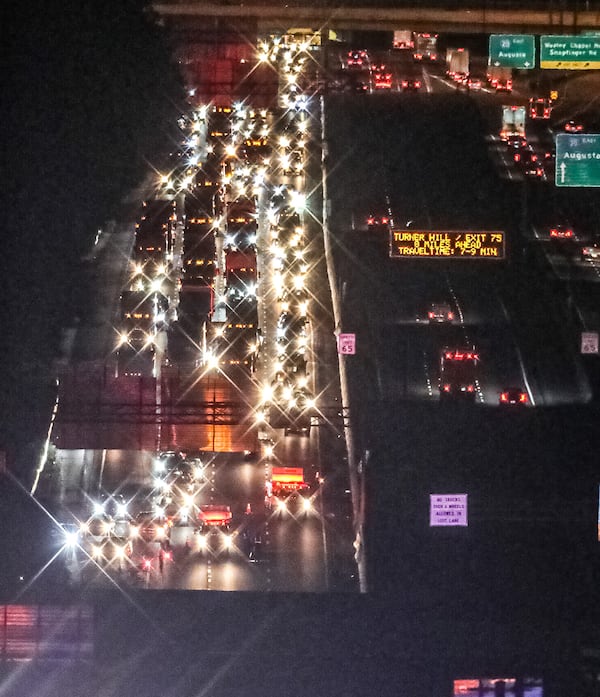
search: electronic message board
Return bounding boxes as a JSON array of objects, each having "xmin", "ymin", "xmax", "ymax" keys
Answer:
[{"xmin": 389, "ymin": 230, "xmax": 505, "ymax": 259}]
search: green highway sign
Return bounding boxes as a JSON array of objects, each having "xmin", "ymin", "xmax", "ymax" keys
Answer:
[
  {"xmin": 555, "ymin": 134, "xmax": 600, "ymax": 187},
  {"xmin": 541, "ymin": 35, "xmax": 600, "ymax": 69},
  {"xmin": 489, "ymin": 34, "xmax": 535, "ymax": 69}
]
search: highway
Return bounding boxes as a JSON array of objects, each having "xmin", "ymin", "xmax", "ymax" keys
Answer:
[
  {"xmin": 31, "ymin": 47, "xmax": 358, "ymax": 593},
  {"xmin": 322, "ymin": 45, "xmax": 600, "ymax": 616}
]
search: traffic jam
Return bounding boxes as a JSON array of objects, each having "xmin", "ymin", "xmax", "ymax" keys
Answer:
[
  {"xmin": 55, "ymin": 27, "xmax": 600, "ymax": 584},
  {"xmin": 60, "ymin": 35, "xmax": 326, "ymax": 585}
]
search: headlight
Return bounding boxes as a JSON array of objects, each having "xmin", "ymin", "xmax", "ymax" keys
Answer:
[
  {"xmin": 302, "ymin": 498, "xmax": 312, "ymax": 513},
  {"xmin": 63, "ymin": 530, "xmax": 78, "ymax": 547},
  {"xmin": 276, "ymin": 499, "xmax": 287, "ymax": 513},
  {"xmin": 222, "ymin": 535, "xmax": 233, "ymax": 549},
  {"xmin": 198, "ymin": 535, "xmax": 208, "ymax": 550},
  {"xmin": 156, "ymin": 526, "xmax": 166, "ymax": 539},
  {"xmin": 92, "ymin": 545, "xmax": 102, "ymax": 559}
]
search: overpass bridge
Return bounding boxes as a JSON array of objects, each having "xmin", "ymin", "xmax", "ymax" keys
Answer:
[{"xmin": 152, "ymin": 1, "xmax": 600, "ymax": 34}]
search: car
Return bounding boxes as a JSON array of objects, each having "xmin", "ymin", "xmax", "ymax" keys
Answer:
[
  {"xmin": 130, "ymin": 511, "xmax": 171, "ymax": 544},
  {"xmin": 549, "ymin": 224, "xmax": 576, "ymax": 240},
  {"xmin": 517, "ymin": 150, "xmax": 544, "ymax": 177},
  {"xmin": 499, "ymin": 387, "xmax": 528, "ymax": 405},
  {"xmin": 427, "ymin": 303, "xmax": 455, "ymax": 323},
  {"xmin": 346, "ymin": 49, "xmax": 368, "ymax": 68},
  {"xmin": 581, "ymin": 244, "xmax": 600, "ymax": 260},
  {"xmin": 563, "ymin": 120, "xmax": 584, "ymax": 133},
  {"xmin": 512, "ymin": 144, "xmax": 536, "ymax": 164},
  {"xmin": 400, "ymin": 78, "xmax": 422, "ymax": 91},
  {"xmin": 366, "ymin": 214, "xmax": 392, "ymax": 233},
  {"xmin": 504, "ymin": 135, "xmax": 527, "ymax": 149},
  {"xmin": 372, "ymin": 68, "xmax": 393, "ymax": 90}
]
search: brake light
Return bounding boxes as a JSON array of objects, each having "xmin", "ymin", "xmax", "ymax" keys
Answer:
[
  {"xmin": 500, "ymin": 393, "xmax": 508, "ymax": 402},
  {"xmin": 447, "ymin": 312, "xmax": 454, "ymax": 320},
  {"xmin": 466, "ymin": 385, "xmax": 474, "ymax": 392},
  {"xmin": 428, "ymin": 312, "xmax": 435, "ymax": 319},
  {"xmin": 514, "ymin": 154, "xmax": 521, "ymax": 162},
  {"xmin": 443, "ymin": 384, "xmax": 451, "ymax": 392},
  {"xmin": 415, "ymin": 81, "xmax": 421, "ymax": 88},
  {"xmin": 519, "ymin": 393, "xmax": 528, "ymax": 403}
]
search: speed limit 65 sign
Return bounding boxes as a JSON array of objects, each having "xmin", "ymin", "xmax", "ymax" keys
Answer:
[{"xmin": 337, "ymin": 333, "xmax": 356, "ymax": 355}]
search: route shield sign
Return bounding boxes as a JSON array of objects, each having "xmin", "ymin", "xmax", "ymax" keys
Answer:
[
  {"xmin": 555, "ymin": 134, "xmax": 600, "ymax": 187},
  {"xmin": 541, "ymin": 35, "xmax": 600, "ymax": 69},
  {"xmin": 489, "ymin": 34, "xmax": 535, "ymax": 69}
]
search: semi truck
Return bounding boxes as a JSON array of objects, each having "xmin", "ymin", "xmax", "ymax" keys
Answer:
[
  {"xmin": 446, "ymin": 48, "xmax": 469, "ymax": 84},
  {"xmin": 438, "ymin": 348, "xmax": 479, "ymax": 401},
  {"xmin": 393, "ymin": 30, "xmax": 413, "ymax": 50},
  {"xmin": 413, "ymin": 33, "xmax": 438, "ymax": 62},
  {"xmin": 500, "ymin": 105, "xmax": 526, "ymax": 141},
  {"xmin": 182, "ymin": 217, "xmax": 216, "ymax": 284},
  {"xmin": 132, "ymin": 199, "xmax": 174, "ymax": 283},
  {"xmin": 487, "ymin": 65, "xmax": 513, "ymax": 92}
]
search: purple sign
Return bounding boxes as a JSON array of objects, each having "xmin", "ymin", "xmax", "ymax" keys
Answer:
[{"xmin": 430, "ymin": 494, "xmax": 468, "ymax": 527}]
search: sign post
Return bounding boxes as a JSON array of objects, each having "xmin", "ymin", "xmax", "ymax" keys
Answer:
[
  {"xmin": 430, "ymin": 494, "xmax": 468, "ymax": 527},
  {"xmin": 541, "ymin": 35, "xmax": 600, "ymax": 69},
  {"xmin": 489, "ymin": 34, "xmax": 535, "ymax": 68},
  {"xmin": 555, "ymin": 134, "xmax": 600, "ymax": 187}
]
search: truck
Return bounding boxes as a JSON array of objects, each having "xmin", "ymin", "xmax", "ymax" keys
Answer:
[
  {"xmin": 182, "ymin": 217, "xmax": 216, "ymax": 284},
  {"xmin": 446, "ymin": 48, "xmax": 469, "ymax": 84},
  {"xmin": 487, "ymin": 65, "xmax": 513, "ymax": 92},
  {"xmin": 270, "ymin": 467, "xmax": 310, "ymax": 497},
  {"xmin": 500, "ymin": 105, "xmax": 526, "ymax": 141},
  {"xmin": 132, "ymin": 199, "xmax": 174, "ymax": 282},
  {"xmin": 413, "ymin": 33, "xmax": 438, "ymax": 62},
  {"xmin": 393, "ymin": 30, "xmax": 413, "ymax": 50},
  {"xmin": 439, "ymin": 348, "xmax": 479, "ymax": 401},
  {"xmin": 196, "ymin": 504, "xmax": 234, "ymax": 553},
  {"xmin": 528, "ymin": 97, "xmax": 552, "ymax": 120}
]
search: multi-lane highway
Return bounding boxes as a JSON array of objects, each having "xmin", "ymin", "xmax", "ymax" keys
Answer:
[{"xmin": 321, "ymin": 42, "xmax": 600, "ymax": 616}]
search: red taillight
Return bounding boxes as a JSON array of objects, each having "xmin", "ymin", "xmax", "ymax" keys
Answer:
[
  {"xmin": 443, "ymin": 384, "xmax": 451, "ymax": 392},
  {"xmin": 163, "ymin": 551, "xmax": 172, "ymax": 561},
  {"xmin": 500, "ymin": 393, "xmax": 508, "ymax": 403},
  {"xmin": 143, "ymin": 559, "xmax": 152, "ymax": 570},
  {"xmin": 466, "ymin": 385, "xmax": 474, "ymax": 392},
  {"xmin": 381, "ymin": 217, "xmax": 389, "ymax": 224},
  {"xmin": 428, "ymin": 312, "xmax": 435, "ymax": 319},
  {"xmin": 519, "ymin": 393, "xmax": 528, "ymax": 403},
  {"xmin": 514, "ymin": 154, "xmax": 521, "ymax": 162},
  {"xmin": 447, "ymin": 312, "xmax": 454, "ymax": 320},
  {"xmin": 415, "ymin": 81, "xmax": 421, "ymax": 87}
]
